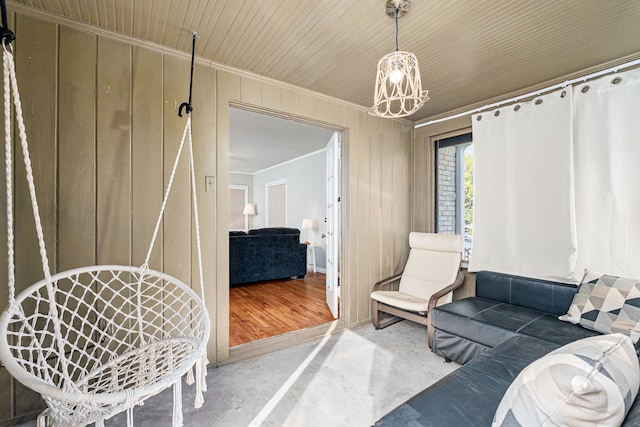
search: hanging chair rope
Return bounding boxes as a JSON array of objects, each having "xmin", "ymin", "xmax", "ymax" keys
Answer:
[
  {"xmin": 141, "ymin": 116, "xmax": 192, "ymax": 271},
  {"xmin": 0, "ymin": 27, "xmax": 209, "ymax": 427},
  {"xmin": 3, "ymin": 44, "xmax": 13, "ymax": 310},
  {"xmin": 3, "ymin": 42, "xmax": 75, "ymax": 390}
]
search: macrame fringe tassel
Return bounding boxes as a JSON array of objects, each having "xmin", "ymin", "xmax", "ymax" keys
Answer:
[
  {"xmin": 36, "ymin": 412, "xmax": 47, "ymax": 427},
  {"xmin": 202, "ymin": 351, "xmax": 209, "ymax": 392},
  {"xmin": 96, "ymin": 419, "xmax": 105, "ymax": 427},
  {"xmin": 127, "ymin": 407, "xmax": 134, "ymax": 427},
  {"xmin": 173, "ymin": 379, "xmax": 184, "ymax": 427},
  {"xmin": 194, "ymin": 358, "xmax": 204, "ymax": 409},
  {"xmin": 186, "ymin": 366, "xmax": 195, "ymax": 385}
]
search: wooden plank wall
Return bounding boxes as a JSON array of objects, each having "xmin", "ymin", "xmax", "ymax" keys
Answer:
[
  {"xmin": 0, "ymin": 10, "xmax": 411, "ymax": 422},
  {"xmin": 0, "ymin": 13, "xmax": 217, "ymax": 422},
  {"xmin": 215, "ymin": 74, "xmax": 413, "ymax": 361},
  {"xmin": 0, "ymin": 9, "xmax": 14, "ymax": 423}
]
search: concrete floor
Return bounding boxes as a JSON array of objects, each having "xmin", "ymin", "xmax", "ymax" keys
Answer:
[{"xmin": 16, "ymin": 321, "xmax": 459, "ymax": 427}]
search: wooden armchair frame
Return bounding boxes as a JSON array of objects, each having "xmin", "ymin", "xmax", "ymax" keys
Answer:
[{"xmin": 371, "ymin": 269, "xmax": 466, "ymax": 348}]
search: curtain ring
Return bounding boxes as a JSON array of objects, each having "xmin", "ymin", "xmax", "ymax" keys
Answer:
[
  {"xmin": 476, "ymin": 115, "xmax": 482, "ymax": 121},
  {"xmin": 514, "ymin": 105, "xmax": 521, "ymax": 111},
  {"xmin": 494, "ymin": 110, "xmax": 500, "ymax": 117},
  {"xmin": 535, "ymin": 99, "xmax": 543, "ymax": 105},
  {"xmin": 581, "ymin": 86, "xmax": 590, "ymax": 93},
  {"xmin": 560, "ymin": 90, "xmax": 567, "ymax": 98},
  {"xmin": 612, "ymin": 76, "xmax": 622, "ymax": 85}
]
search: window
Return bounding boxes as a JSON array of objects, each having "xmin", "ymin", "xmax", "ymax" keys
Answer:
[{"xmin": 435, "ymin": 133, "xmax": 473, "ymax": 261}]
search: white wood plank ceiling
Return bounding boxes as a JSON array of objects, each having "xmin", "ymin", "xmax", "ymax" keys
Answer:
[{"xmin": 8, "ymin": 0, "xmax": 640, "ymax": 122}]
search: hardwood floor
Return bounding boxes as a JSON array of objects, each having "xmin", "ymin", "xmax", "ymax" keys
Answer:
[{"xmin": 229, "ymin": 272, "xmax": 336, "ymax": 347}]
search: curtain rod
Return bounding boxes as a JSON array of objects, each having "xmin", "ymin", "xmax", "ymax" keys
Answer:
[{"xmin": 415, "ymin": 58, "xmax": 640, "ymax": 129}]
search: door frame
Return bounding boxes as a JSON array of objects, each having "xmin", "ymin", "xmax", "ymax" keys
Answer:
[
  {"xmin": 325, "ymin": 132, "xmax": 340, "ymax": 318},
  {"xmin": 223, "ymin": 102, "xmax": 348, "ymax": 363}
]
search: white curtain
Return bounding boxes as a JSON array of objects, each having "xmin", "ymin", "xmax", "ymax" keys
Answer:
[
  {"xmin": 468, "ymin": 89, "xmax": 577, "ymax": 281},
  {"xmin": 573, "ymin": 68, "xmax": 640, "ymax": 278},
  {"xmin": 469, "ymin": 67, "xmax": 640, "ymax": 283}
]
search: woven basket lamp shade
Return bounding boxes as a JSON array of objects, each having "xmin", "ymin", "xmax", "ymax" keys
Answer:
[{"xmin": 369, "ymin": 0, "xmax": 429, "ymax": 118}]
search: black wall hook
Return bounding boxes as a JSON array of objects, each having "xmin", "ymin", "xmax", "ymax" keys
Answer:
[
  {"xmin": 178, "ymin": 32, "xmax": 197, "ymax": 117},
  {"xmin": 0, "ymin": 0, "xmax": 15, "ymax": 46}
]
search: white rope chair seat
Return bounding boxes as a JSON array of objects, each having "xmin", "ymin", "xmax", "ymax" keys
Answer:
[
  {"xmin": 76, "ymin": 336, "xmax": 200, "ymax": 393},
  {"xmin": 0, "ymin": 265, "xmax": 209, "ymax": 426}
]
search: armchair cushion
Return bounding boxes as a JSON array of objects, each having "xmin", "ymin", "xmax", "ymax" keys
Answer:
[
  {"xmin": 398, "ymin": 233, "xmax": 462, "ymax": 303},
  {"xmin": 409, "ymin": 232, "xmax": 463, "ymax": 253},
  {"xmin": 371, "ymin": 291, "xmax": 428, "ymax": 313}
]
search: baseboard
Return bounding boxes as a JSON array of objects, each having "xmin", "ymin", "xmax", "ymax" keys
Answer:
[
  {"xmin": 351, "ymin": 318, "xmax": 375, "ymax": 329},
  {"xmin": 226, "ymin": 319, "xmax": 344, "ymax": 364}
]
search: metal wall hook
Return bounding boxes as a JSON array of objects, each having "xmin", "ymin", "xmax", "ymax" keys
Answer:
[
  {"xmin": 178, "ymin": 32, "xmax": 197, "ymax": 117},
  {"xmin": 0, "ymin": 0, "xmax": 15, "ymax": 46}
]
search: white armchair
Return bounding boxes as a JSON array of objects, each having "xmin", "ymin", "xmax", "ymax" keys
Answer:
[{"xmin": 370, "ymin": 232, "xmax": 465, "ymax": 348}]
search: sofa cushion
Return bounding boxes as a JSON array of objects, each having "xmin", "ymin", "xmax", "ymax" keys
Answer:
[
  {"xmin": 375, "ymin": 335, "xmax": 560, "ymax": 427},
  {"xmin": 432, "ymin": 300, "xmax": 605, "ymax": 364},
  {"xmin": 560, "ymin": 270, "xmax": 640, "ymax": 342},
  {"xmin": 493, "ymin": 333, "xmax": 640, "ymax": 427},
  {"xmin": 432, "ymin": 329, "xmax": 491, "ymax": 365},
  {"xmin": 248, "ymin": 227, "xmax": 300, "ymax": 236},
  {"xmin": 476, "ymin": 271, "xmax": 578, "ymax": 316},
  {"xmin": 432, "ymin": 297, "xmax": 547, "ymax": 348},
  {"xmin": 517, "ymin": 313, "xmax": 600, "ymax": 346}
]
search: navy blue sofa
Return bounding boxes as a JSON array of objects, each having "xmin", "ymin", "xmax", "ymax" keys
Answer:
[
  {"xmin": 229, "ymin": 227, "xmax": 307, "ymax": 286},
  {"xmin": 375, "ymin": 271, "xmax": 640, "ymax": 426}
]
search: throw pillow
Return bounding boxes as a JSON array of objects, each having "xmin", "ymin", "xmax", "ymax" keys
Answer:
[
  {"xmin": 493, "ymin": 333, "xmax": 640, "ymax": 427},
  {"xmin": 559, "ymin": 270, "xmax": 640, "ymax": 343}
]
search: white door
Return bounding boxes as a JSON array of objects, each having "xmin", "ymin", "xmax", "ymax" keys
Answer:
[
  {"xmin": 266, "ymin": 180, "xmax": 287, "ymax": 227},
  {"xmin": 325, "ymin": 132, "xmax": 340, "ymax": 318},
  {"xmin": 228, "ymin": 185, "xmax": 248, "ymax": 231}
]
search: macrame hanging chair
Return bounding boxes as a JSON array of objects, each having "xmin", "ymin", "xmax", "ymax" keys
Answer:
[{"xmin": 0, "ymin": 22, "xmax": 209, "ymax": 427}]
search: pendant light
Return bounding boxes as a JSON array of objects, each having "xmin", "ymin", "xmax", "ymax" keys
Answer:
[{"xmin": 369, "ymin": 0, "xmax": 429, "ymax": 118}]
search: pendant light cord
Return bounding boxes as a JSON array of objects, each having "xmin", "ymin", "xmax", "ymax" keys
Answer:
[{"xmin": 395, "ymin": 8, "xmax": 399, "ymax": 52}]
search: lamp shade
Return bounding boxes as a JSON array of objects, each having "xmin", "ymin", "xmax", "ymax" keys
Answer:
[
  {"xmin": 301, "ymin": 219, "xmax": 313, "ymax": 230},
  {"xmin": 243, "ymin": 203, "xmax": 256, "ymax": 215},
  {"xmin": 369, "ymin": 0, "xmax": 429, "ymax": 118},
  {"xmin": 369, "ymin": 50, "xmax": 429, "ymax": 118}
]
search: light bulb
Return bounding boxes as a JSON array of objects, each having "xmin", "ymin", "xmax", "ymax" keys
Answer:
[{"xmin": 389, "ymin": 68, "xmax": 404, "ymax": 84}]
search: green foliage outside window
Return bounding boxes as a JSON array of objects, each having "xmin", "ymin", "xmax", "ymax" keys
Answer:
[{"xmin": 464, "ymin": 152, "xmax": 473, "ymax": 235}]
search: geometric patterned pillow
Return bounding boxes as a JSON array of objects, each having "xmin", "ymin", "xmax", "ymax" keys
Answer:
[
  {"xmin": 493, "ymin": 333, "xmax": 640, "ymax": 427},
  {"xmin": 559, "ymin": 270, "xmax": 640, "ymax": 343}
]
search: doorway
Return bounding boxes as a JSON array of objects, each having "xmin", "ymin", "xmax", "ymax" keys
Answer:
[{"xmin": 228, "ymin": 107, "xmax": 342, "ymax": 348}]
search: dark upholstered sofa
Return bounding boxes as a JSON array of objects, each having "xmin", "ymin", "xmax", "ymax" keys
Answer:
[
  {"xmin": 229, "ymin": 227, "xmax": 307, "ymax": 286},
  {"xmin": 376, "ymin": 271, "xmax": 640, "ymax": 426}
]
